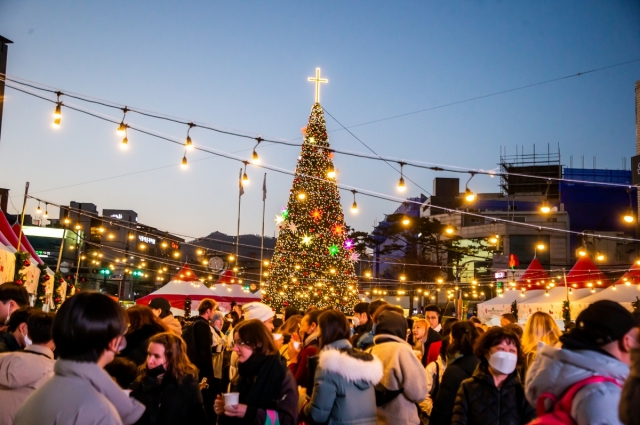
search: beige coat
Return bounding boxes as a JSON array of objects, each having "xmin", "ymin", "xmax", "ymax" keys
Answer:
[
  {"xmin": 14, "ymin": 359, "xmax": 145, "ymax": 425},
  {"xmin": 162, "ymin": 314, "xmax": 182, "ymax": 336},
  {"xmin": 368, "ymin": 334, "xmax": 428, "ymax": 425},
  {"xmin": 0, "ymin": 345, "xmax": 55, "ymax": 425}
]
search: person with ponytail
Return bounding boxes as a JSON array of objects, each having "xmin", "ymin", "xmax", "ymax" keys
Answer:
[{"xmin": 130, "ymin": 332, "xmax": 206, "ymax": 425}]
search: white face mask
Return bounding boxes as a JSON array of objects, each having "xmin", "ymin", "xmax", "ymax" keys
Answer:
[
  {"xmin": 4, "ymin": 303, "xmax": 11, "ymax": 326},
  {"xmin": 488, "ymin": 351, "xmax": 518, "ymax": 375},
  {"xmin": 24, "ymin": 334, "xmax": 32, "ymax": 347}
]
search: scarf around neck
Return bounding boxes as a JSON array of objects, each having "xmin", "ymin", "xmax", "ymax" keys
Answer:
[{"xmin": 235, "ymin": 354, "xmax": 286, "ymax": 411}]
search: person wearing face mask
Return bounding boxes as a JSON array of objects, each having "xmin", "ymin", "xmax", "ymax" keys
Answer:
[
  {"xmin": 130, "ymin": 332, "xmax": 206, "ymax": 425},
  {"xmin": 451, "ymin": 327, "xmax": 535, "ymax": 425},
  {"xmin": 287, "ymin": 308, "xmax": 321, "ymax": 394},
  {"xmin": 0, "ymin": 307, "xmax": 34, "ymax": 353},
  {"xmin": 0, "ymin": 311, "xmax": 56, "ymax": 425},
  {"xmin": 0, "ymin": 282, "xmax": 29, "ymax": 332},
  {"xmin": 526, "ymin": 300, "xmax": 639, "ymax": 425},
  {"xmin": 214, "ymin": 319, "xmax": 298, "ymax": 425},
  {"xmin": 14, "ymin": 292, "xmax": 145, "ymax": 425}
]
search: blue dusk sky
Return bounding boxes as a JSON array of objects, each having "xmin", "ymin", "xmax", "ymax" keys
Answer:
[{"xmin": 0, "ymin": 1, "xmax": 639, "ymax": 240}]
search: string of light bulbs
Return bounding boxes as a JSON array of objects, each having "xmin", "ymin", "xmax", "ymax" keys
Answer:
[{"xmin": 2, "ymin": 74, "xmax": 637, "ymax": 190}]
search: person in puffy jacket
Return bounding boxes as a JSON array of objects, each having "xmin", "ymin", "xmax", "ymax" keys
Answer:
[
  {"xmin": 130, "ymin": 332, "xmax": 206, "ymax": 425},
  {"xmin": 148, "ymin": 298, "xmax": 182, "ymax": 336},
  {"xmin": 302, "ymin": 310, "xmax": 383, "ymax": 425},
  {"xmin": 368, "ymin": 310, "xmax": 427, "ymax": 425},
  {"xmin": 451, "ymin": 327, "xmax": 535, "ymax": 425},
  {"xmin": 526, "ymin": 300, "xmax": 639, "ymax": 425},
  {"xmin": 0, "ymin": 311, "xmax": 56, "ymax": 425},
  {"xmin": 429, "ymin": 321, "xmax": 480, "ymax": 425}
]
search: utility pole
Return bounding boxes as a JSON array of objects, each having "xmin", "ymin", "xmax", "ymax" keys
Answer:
[{"xmin": 0, "ymin": 36, "xmax": 13, "ymax": 147}]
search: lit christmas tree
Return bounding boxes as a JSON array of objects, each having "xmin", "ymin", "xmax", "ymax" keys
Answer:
[{"xmin": 264, "ymin": 73, "xmax": 359, "ymax": 312}]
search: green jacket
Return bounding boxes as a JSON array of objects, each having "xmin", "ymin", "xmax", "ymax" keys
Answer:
[{"xmin": 303, "ymin": 339, "xmax": 383, "ymax": 425}]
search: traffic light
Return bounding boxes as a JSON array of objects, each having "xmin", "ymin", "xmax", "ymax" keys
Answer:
[{"xmin": 99, "ymin": 268, "xmax": 112, "ymax": 276}]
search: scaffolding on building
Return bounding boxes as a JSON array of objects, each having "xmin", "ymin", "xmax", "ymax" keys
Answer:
[{"xmin": 499, "ymin": 144, "xmax": 561, "ymax": 199}]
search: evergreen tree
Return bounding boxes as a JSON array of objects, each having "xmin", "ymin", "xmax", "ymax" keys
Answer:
[{"xmin": 263, "ymin": 103, "xmax": 359, "ymax": 313}]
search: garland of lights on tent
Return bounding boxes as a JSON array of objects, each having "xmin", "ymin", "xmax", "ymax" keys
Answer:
[{"xmin": 249, "ymin": 103, "xmax": 358, "ymax": 312}]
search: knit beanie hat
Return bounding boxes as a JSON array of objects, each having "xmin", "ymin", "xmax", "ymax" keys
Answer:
[
  {"xmin": 570, "ymin": 300, "xmax": 637, "ymax": 346},
  {"xmin": 243, "ymin": 302, "xmax": 275, "ymax": 323},
  {"xmin": 375, "ymin": 310, "xmax": 407, "ymax": 340}
]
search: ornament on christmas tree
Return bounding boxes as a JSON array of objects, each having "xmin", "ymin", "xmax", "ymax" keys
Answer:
[
  {"xmin": 343, "ymin": 239, "xmax": 354, "ymax": 250},
  {"xmin": 301, "ymin": 235, "xmax": 312, "ymax": 245},
  {"xmin": 349, "ymin": 252, "xmax": 360, "ymax": 263},
  {"xmin": 329, "ymin": 245, "xmax": 340, "ymax": 256},
  {"xmin": 288, "ymin": 222, "xmax": 298, "ymax": 234}
]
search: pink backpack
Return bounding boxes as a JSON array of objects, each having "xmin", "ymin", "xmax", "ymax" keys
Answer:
[{"xmin": 527, "ymin": 376, "xmax": 621, "ymax": 425}]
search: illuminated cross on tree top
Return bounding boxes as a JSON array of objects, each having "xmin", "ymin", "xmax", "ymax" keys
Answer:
[{"xmin": 308, "ymin": 68, "xmax": 328, "ymax": 104}]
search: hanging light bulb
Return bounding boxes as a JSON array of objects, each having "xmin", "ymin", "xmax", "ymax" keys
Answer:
[
  {"xmin": 540, "ymin": 201, "xmax": 551, "ymax": 214},
  {"xmin": 117, "ymin": 121, "xmax": 127, "ymax": 136},
  {"xmin": 623, "ymin": 210, "xmax": 634, "ymax": 223},
  {"xmin": 252, "ymin": 149, "xmax": 259, "ymax": 164},
  {"xmin": 444, "ymin": 225, "xmax": 454, "ymax": 235},
  {"xmin": 350, "ymin": 190, "xmax": 358, "ymax": 214},
  {"xmin": 185, "ymin": 122, "xmax": 195, "ymax": 150},
  {"xmin": 36, "ymin": 203, "xmax": 42, "ymax": 214},
  {"xmin": 121, "ymin": 135, "xmax": 128, "ymax": 149},
  {"xmin": 536, "ymin": 242, "xmax": 545, "ymax": 250},
  {"xmin": 181, "ymin": 153, "xmax": 188, "ymax": 169},
  {"xmin": 397, "ymin": 162, "xmax": 406, "ymax": 192},
  {"xmin": 327, "ymin": 163, "xmax": 336, "ymax": 179},
  {"xmin": 596, "ymin": 252, "xmax": 605, "ymax": 261},
  {"xmin": 464, "ymin": 188, "xmax": 475, "ymax": 202},
  {"xmin": 53, "ymin": 103, "xmax": 62, "ymax": 127},
  {"xmin": 43, "ymin": 205, "xmax": 48, "ymax": 218}
]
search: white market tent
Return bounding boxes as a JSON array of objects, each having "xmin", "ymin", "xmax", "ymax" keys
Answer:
[
  {"xmin": 570, "ymin": 284, "xmax": 640, "ymax": 315},
  {"xmin": 477, "ymin": 289, "xmax": 545, "ymax": 321},
  {"xmin": 517, "ymin": 287, "xmax": 599, "ymax": 321}
]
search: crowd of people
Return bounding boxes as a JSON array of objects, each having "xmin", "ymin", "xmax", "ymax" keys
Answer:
[{"xmin": 0, "ymin": 279, "xmax": 640, "ymax": 425}]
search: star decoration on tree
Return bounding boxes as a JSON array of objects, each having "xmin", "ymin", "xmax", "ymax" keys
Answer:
[
  {"xmin": 349, "ymin": 252, "xmax": 360, "ymax": 263},
  {"xmin": 301, "ymin": 235, "xmax": 312, "ymax": 245},
  {"xmin": 329, "ymin": 245, "xmax": 339, "ymax": 256},
  {"xmin": 288, "ymin": 222, "xmax": 298, "ymax": 234},
  {"xmin": 275, "ymin": 215, "xmax": 285, "ymax": 224},
  {"xmin": 343, "ymin": 239, "xmax": 354, "ymax": 250}
]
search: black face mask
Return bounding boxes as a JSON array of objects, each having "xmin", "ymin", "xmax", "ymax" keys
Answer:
[{"xmin": 147, "ymin": 364, "xmax": 167, "ymax": 378}]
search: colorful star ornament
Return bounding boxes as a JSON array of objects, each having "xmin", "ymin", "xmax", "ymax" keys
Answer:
[
  {"xmin": 264, "ymin": 98, "xmax": 359, "ymax": 313},
  {"xmin": 349, "ymin": 252, "xmax": 360, "ymax": 263}
]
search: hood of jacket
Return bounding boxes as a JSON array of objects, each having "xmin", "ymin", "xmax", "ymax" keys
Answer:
[
  {"xmin": 526, "ymin": 344, "xmax": 629, "ymax": 403},
  {"xmin": 54, "ymin": 359, "xmax": 145, "ymax": 424},
  {"xmin": 319, "ymin": 339, "xmax": 383, "ymax": 389},
  {"xmin": 0, "ymin": 346, "xmax": 54, "ymax": 389},
  {"xmin": 161, "ymin": 315, "xmax": 182, "ymax": 335}
]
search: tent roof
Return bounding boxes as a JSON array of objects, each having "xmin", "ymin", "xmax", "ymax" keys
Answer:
[
  {"xmin": 217, "ymin": 269, "xmax": 236, "ymax": 284},
  {"xmin": 519, "ymin": 286, "xmax": 597, "ymax": 305},
  {"xmin": 614, "ymin": 262, "xmax": 640, "ymax": 285},
  {"xmin": 480, "ymin": 289, "xmax": 538, "ymax": 305},
  {"xmin": 517, "ymin": 257, "xmax": 551, "ymax": 286},
  {"xmin": 574, "ymin": 283, "xmax": 640, "ymax": 304},
  {"xmin": 171, "ymin": 263, "xmax": 200, "ymax": 282},
  {"xmin": 565, "ymin": 256, "xmax": 611, "ymax": 288}
]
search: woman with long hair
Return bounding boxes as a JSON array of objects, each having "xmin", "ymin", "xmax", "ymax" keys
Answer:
[
  {"xmin": 451, "ymin": 327, "xmax": 535, "ymax": 425},
  {"xmin": 521, "ymin": 311, "xmax": 562, "ymax": 374},
  {"xmin": 120, "ymin": 305, "xmax": 169, "ymax": 365},
  {"xmin": 302, "ymin": 310, "xmax": 383, "ymax": 425},
  {"xmin": 131, "ymin": 332, "xmax": 205, "ymax": 425},
  {"xmin": 429, "ymin": 321, "xmax": 480, "ymax": 425},
  {"xmin": 214, "ymin": 319, "xmax": 298, "ymax": 425},
  {"xmin": 277, "ymin": 315, "xmax": 303, "ymax": 364},
  {"xmin": 413, "ymin": 318, "xmax": 442, "ymax": 367}
]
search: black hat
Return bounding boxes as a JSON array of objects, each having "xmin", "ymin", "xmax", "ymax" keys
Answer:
[
  {"xmin": 375, "ymin": 311, "xmax": 407, "ymax": 340},
  {"xmin": 575, "ymin": 300, "xmax": 637, "ymax": 346},
  {"xmin": 149, "ymin": 297, "xmax": 171, "ymax": 314}
]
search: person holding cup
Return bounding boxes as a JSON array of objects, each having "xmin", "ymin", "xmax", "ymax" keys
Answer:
[{"xmin": 215, "ymin": 319, "xmax": 298, "ymax": 425}]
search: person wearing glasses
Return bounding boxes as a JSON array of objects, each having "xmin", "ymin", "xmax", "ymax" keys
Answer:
[{"xmin": 214, "ymin": 319, "xmax": 298, "ymax": 425}]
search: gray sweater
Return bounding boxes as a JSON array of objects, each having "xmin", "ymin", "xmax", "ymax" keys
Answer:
[{"xmin": 14, "ymin": 359, "xmax": 145, "ymax": 425}]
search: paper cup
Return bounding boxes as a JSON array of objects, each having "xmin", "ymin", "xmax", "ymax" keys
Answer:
[
  {"xmin": 224, "ymin": 392, "xmax": 240, "ymax": 406},
  {"xmin": 273, "ymin": 333, "xmax": 283, "ymax": 341},
  {"xmin": 293, "ymin": 341, "xmax": 301, "ymax": 350}
]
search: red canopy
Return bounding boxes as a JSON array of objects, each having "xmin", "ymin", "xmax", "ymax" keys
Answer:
[
  {"xmin": 172, "ymin": 263, "xmax": 200, "ymax": 282},
  {"xmin": 217, "ymin": 269, "xmax": 236, "ymax": 284},
  {"xmin": 517, "ymin": 257, "xmax": 551, "ymax": 287},
  {"xmin": 565, "ymin": 255, "xmax": 611, "ymax": 289},
  {"xmin": 614, "ymin": 262, "xmax": 640, "ymax": 285}
]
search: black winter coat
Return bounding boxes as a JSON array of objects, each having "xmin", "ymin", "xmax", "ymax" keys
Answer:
[
  {"xmin": 131, "ymin": 373, "xmax": 206, "ymax": 425},
  {"xmin": 120, "ymin": 324, "xmax": 165, "ymax": 365},
  {"xmin": 429, "ymin": 354, "xmax": 480, "ymax": 425},
  {"xmin": 451, "ymin": 367, "xmax": 536, "ymax": 425},
  {"xmin": 184, "ymin": 316, "xmax": 214, "ymax": 381}
]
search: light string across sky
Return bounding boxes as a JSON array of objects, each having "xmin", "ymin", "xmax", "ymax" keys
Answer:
[{"xmin": 7, "ymin": 76, "xmax": 640, "ymax": 245}]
